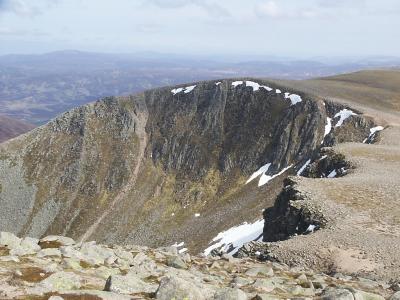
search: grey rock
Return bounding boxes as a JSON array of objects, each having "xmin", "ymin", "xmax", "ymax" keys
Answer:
[
  {"xmin": 60, "ymin": 290, "xmax": 132, "ymax": 300},
  {"xmin": 321, "ymin": 288, "xmax": 355, "ymax": 300},
  {"xmin": 252, "ymin": 277, "xmax": 285, "ymax": 292},
  {"xmin": 61, "ymin": 258, "xmax": 82, "ymax": 271},
  {"xmin": 35, "ymin": 271, "xmax": 81, "ymax": 292},
  {"xmin": 114, "ymin": 248, "xmax": 134, "ymax": 264},
  {"xmin": 231, "ymin": 276, "xmax": 254, "ymax": 287},
  {"xmin": 59, "ymin": 246, "xmax": 82, "ymax": 260},
  {"xmin": 10, "ymin": 237, "xmax": 41, "ymax": 256},
  {"xmin": 48, "ymin": 296, "xmax": 64, "ymax": 300},
  {"xmin": 156, "ymin": 276, "xmax": 206, "ymax": 300},
  {"xmin": 253, "ymin": 295, "xmax": 280, "ymax": 300},
  {"xmin": 0, "ymin": 255, "xmax": 20, "ymax": 262},
  {"xmin": 40, "ymin": 235, "xmax": 75, "ymax": 247},
  {"xmin": 245, "ymin": 266, "xmax": 274, "ymax": 277},
  {"xmin": 0, "ymin": 232, "xmax": 21, "ymax": 249},
  {"xmin": 213, "ymin": 288, "xmax": 247, "ymax": 300},
  {"xmin": 391, "ymin": 283, "xmax": 400, "ymax": 292},
  {"xmin": 167, "ymin": 255, "xmax": 188, "ymax": 269},
  {"xmin": 390, "ymin": 292, "xmax": 400, "ymax": 300},
  {"xmin": 95, "ymin": 266, "xmax": 120, "ymax": 280},
  {"xmin": 37, "ymin": 248, "xmax": 62, "ymax": 258},
  {"xmin": 104, "ymin": 273, "xmax": 157, "ymax": 294},
  {"xmin": 352, "ymin": 290, "xmax": 385, "ymax": 300}
]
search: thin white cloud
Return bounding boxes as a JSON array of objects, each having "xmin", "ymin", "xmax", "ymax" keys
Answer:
[
  {"xmin": 255, "ymin": 1, "xmax": 320, "ymax": 19},
  {"xmin": 0, "ymin": 0, "xmax": 60, "ymax": 17},
  {"xmin": 146, "ymin": 0, "xmax": 231, "ymax": 18}
]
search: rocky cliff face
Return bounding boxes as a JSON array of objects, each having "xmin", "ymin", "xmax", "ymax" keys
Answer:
[{"xmin": 0, "ymin": 79, "xmax": 375, "ymax": 252}]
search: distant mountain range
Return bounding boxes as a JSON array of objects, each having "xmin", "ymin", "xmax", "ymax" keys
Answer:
[{"xmin": 1, "ymin": 50, "xmax": 399, "ymax": 125}]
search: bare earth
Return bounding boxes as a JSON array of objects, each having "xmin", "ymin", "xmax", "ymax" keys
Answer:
[{"xmin": 268, "ymin": 70, "xmax": 400, "ymax": 281}]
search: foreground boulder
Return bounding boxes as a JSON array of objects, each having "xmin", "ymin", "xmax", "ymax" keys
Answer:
[{"xmin": 0, "ymin": 232, "xmax": 396, "ymax": 299}]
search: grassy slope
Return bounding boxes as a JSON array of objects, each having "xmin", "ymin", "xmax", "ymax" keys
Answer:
[
  {"xmin": 268, "ymin": 70, "xmax": 400, "ymax": 281},
  {"xmin": 277, "ymin": 70, "xmax": 400, "ymax": 125}
]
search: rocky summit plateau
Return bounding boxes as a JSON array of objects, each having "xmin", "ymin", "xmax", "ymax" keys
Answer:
[{"xmin": 0, "ymin": 70, "xmax": 400, "ymax": 299}]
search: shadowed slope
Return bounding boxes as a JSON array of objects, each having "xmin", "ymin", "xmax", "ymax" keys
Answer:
[{"xmin": 0, "ymin": 115, "xmax": 35, "ymax": 143}]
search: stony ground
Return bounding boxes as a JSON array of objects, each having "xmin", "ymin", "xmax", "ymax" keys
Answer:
[
  {"xmin": 248, "ymin": 71, "xmax": 400, "ymax": 283},
  {"xmin": 1, "ymin": 232, "xmax": 399, "ymax": 300}
]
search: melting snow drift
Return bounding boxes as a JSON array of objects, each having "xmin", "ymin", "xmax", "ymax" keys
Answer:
[
  {"xmin": 324, "ymin": 117, "xmax": 332, "ymax": 137},
  {"xmin": 171, "ymin": 85, "xmax": 197, "ymax": 95},
  {"xmin": 334, "ymin": 109, "xmax": 357, "ymax": 127},
  {"xmin": 297, "ymin": 159, "xmax": 311, "ymax": 176},
  {"xmin": 232, "ymin": 81, "xmax": 244, "ymax": 87},
  {"xmin": 246, "ymin": 164, "xmax": 293, "ymax": 187},
  {"xmin": 204, "ymin": 220, "xmax": 264, "ymax": 256},
  {"xmin": 363, "ymin": 126, "xmax": 384, "ymax": 143},
  {"xmin": 284, "ymin": 93, "xmax": 302, "ymax": 106}
]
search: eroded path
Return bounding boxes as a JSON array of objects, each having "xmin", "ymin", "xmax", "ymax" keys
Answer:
[{"xmin": 79, "ymin": 109, "xmax": 149, "ymax": 242}]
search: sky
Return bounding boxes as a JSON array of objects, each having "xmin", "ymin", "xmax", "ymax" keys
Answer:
[{"xmin": 0, "ymin": 0, "xmax": 399, "ymax": 58}]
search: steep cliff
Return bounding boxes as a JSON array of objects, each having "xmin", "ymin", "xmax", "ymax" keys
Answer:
[{"xmin": 0, "ymin": 79, "xmax": 375, "ymax": 252}]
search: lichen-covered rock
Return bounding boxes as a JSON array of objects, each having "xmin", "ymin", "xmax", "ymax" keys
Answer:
[
  {"xmin": 390, "ymin": 291, "xmax": 400, "ymax": 300},
  {"xmin": 40, "ymin": 235, "xmax": 75, "ymax": 247},
  {"xmin": 321, "ymin": 288, "xmax": 355, "ymax": 300},
  {"xmin": 213, "ymin": 288, "xmax": 248, "ymax": 300},
  {"xmin": 0, "ymin": 232, "xmax": 21, "ymax": 249},
  {"xmin": 104, "ymin": 273, "xmax": 157, "ymax": 294},
  {"xmin": 37, "ymin": 248, "xmax": 62, "ymax": 258},
  {"xmin": 10, "ymin": 237, "xmax": 40, "ymax": 256},
  {"xmin": 167, "ymin": 255, "xmax": 188, "ymax": 269},
  {"xmin": 156, "ymin": 276, "xmax": 206, "ymax": 300},
  {"xmin": 34, "ymin": 271, "xmax": 81, "ymax": 292}
]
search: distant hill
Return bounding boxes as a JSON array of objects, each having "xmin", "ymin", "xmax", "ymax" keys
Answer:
[
  {"xmin": 1, "ymin": 51, "xmax": 399, "ymax": 124},
  {"xmin": 0, "ymin": 115, "xmax": 34, "ymax": 143}
]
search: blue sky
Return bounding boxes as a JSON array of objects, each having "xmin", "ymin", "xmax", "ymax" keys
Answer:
[{"xmin": 0, "ymin": 0, "xmax": 399, "ymax": 57}]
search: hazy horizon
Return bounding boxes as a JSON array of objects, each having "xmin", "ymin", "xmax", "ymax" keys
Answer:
[{"xmin": 0, "ymin": 0, "xmax": 399, "ymax": 57}]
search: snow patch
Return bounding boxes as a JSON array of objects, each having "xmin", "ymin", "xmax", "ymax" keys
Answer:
[
  {"xmin": 297, "ymin": 159, "xmax": 311, "ymax": 176},
  {"xmin": 179, "ymin": 248, "xmax": 188, "ymax": 254},
  {"xmin": 363, "ymin": 126, "xmax": 384, "ymax": 143},
  {"xmin": 246, "ymin": 81, "xmax": 261, "ymax": 91},
  {"xmin": 261, "ymin": 86, "xmax": 273, "ymax": 92},
  {"xmin": 215, "ymin": 81, "xmax": 222, "ymax": 86},
  {"xmin": 306, "ymin": 224, "xmax": 316, "ymax": 233},
  {"xmin": 246, "ymin": 163, "xmax": 271, "ymax": 185},
  {"xmin": 324, "ymin": 117, "xmax": 332, "ymax": 137},
  {"xmin": 258, "ymin": 165, "xmax": 293, "ymax": 187},
  {"xmin": 327, "ymin": 170, "xmax": 337, "ymax": 178},
  {"xmin": 276, "ymin": 89, "xmax": 282, "ymax": 94},
  {"xmin": 171, "ymin": 85, "xmax": 197, "ymax": 95},
  {"xmin": 171, "ymin": 88, "xmax": 184, "ymax": 95},
  {"xmin": 203, "ymin": 219, "xmax": 264, "ymax": 256},
  {"xmin": 173, "ymin": 241, "xmax": 185, "ymax": 248},
  {"xmin": 232, "ymin": 81, "xmax": 244, "ymax": 87},
  {"xmin": 184, "ymin": 85, "xmax": 197, "ymax": 94},
  {"xmin": 284, "ymin": 93, "xmax": 302, "ymax": 106},
  {"xmin": 334, "ymin": 109, "xmax": 357, "ymax": 127},
  {"xmin": 247, "ymin": 163, "xmax": 292, "ymax": 187}
]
